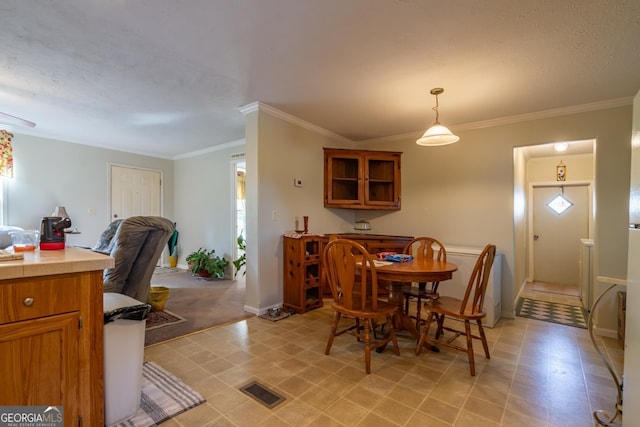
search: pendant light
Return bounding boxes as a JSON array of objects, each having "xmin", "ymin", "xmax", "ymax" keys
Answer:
[{"xmin": 416, "ymin": 88, "xmax": 459, "ymax": 146}]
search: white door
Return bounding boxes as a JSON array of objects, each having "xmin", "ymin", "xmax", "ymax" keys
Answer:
[
  {"xmin": 532, "ymin": 185, "xmax": 589, "ymax": 287},
  {"xmin": 110, "ymin": 165, "xmax": 161, "ymax": 220}
]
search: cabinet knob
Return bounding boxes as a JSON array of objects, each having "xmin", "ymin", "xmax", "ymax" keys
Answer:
[{"xmin": 23, "ymin": 297, "xmax": 34, "ymax": 307}]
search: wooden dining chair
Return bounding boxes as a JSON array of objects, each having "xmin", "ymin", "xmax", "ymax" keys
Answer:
[
  {"xmin": 415, "ymin": 243, "xmax": 497, "ymax": 376},
  {"xmin": 323, "ymin": 238, "xmax": 400, "ymax": 374},
  {"xmin": 402, "ymin": 237, "xmax": 447, "ymax": 335}
]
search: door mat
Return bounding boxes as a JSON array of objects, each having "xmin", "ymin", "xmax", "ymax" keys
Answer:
[
  {"xmin": 239, "ymin": 381, "xmax": 286, "ymax": 409},
  {"xmin": 108, "ymin": 361, "xmax": 205, "ymax": 427},
  {"xmin": 516, "ymin": 297, "xmax": 587, "ymax": 329},
  {"xmin": 146, "ymin": 309, "xmax": 187, "ymax": 330}
]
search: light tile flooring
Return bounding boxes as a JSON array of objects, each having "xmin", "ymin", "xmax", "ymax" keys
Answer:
[{"xmin": 144, "ymin": 283, "xmax": 624, "ymax": 427}]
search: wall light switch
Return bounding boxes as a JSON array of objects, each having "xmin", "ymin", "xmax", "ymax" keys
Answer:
[{"xmin": 294, "ymin": 177, "xmax": 303, "ymax": 187}]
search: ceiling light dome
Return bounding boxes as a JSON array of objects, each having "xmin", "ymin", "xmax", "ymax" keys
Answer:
[{"xmin": 416, "ymin": 88, "xmax": 459, "ymax": 146}]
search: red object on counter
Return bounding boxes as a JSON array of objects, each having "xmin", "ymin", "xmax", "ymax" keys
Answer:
[{"xmin": 40, "ymin": 241, "xmax": 65, "ymax": 250}]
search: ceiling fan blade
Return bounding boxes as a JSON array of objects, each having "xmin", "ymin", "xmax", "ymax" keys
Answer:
[{"xmin": 0, "ymin": 112, "xmax": 36, "ymax": 128}]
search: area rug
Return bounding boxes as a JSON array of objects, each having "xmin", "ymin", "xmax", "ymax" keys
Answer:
[
  {"xmin": 516, "ymin": 297, "xmax": 587, "ymax": 329},
  {"xmin": 146, "ymin": 271, "xmax": 254, "ymax": 346},
  {"xmin": 109, "ymin": 361, "xmax": 205, "ymax": 427},
  {"xmin": 146, "ymin": 310, "xmax": 186, "ymax": 331}
]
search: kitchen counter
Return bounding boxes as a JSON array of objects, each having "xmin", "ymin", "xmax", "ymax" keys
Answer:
[
  {"xmin": 0, "ymin": 246, "xmax": 114, "ymax": 280},
  {"xmin": 0, "ymin": 246, "xmax": 113, "ymax": 426}
]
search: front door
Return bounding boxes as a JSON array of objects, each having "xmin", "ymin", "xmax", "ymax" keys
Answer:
[{"xmin": 532, "ymin": 185, "xmax": 589, "ymax": 287}]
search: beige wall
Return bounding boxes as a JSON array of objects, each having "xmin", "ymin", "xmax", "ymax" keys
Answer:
[
  {"xmin": 527, "ymin": 153, "xmax": 594, "ymax": 182},
  {"xmin": 248, "ymin": 104, "xmax": 631, "ymax": 326},
  {"xmin": 365, "ymin": 108, "xmax": 630, "ymax": 324},
  {"xmin": 242, "ymin": 108, "xmax": 354, "ymax": 313}
]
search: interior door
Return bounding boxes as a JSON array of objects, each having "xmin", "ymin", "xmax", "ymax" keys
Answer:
[
  {"xmin": 110, "ymin": 165, "xmax": 161, "ymax": 220},
  {"xmin": 533, "ymin": 185, "xmax": 589, "ymax": 287}
]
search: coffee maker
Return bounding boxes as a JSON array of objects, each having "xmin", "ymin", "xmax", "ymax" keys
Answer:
[{"xmin": 40, "ymin": 216, "xmax": 71, "ymax": 250}]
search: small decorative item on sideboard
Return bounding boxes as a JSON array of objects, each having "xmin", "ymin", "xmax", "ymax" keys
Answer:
[{"xmin": 354, "ymin": 219, "xmax": 371, "ymax": 233}]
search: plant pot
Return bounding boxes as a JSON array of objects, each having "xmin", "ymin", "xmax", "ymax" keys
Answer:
[{"xmin": 198, "ymin": 269, "xmax": 211, "ymax": 278}]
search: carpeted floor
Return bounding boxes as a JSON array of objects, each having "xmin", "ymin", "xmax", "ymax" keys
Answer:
[
  {"xmin": 145, "ymin": 268, "xmax": 253, "ymax": 346},
  {"xmin": 108, "ymin": 361, "xmax": 205, "ymax": 427},
  {"xmin": 516, "ymin": 297, "xmax": 588, "ymax": 329}
]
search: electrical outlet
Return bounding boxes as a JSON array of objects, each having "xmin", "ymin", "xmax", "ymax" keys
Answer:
[
  {"xmin": 294, "ymin": 177, "xmax": 303, "ymax": 187},
  {"xmin": 272, "ymin": 210, "xmax": 277, "ymax": 221}
]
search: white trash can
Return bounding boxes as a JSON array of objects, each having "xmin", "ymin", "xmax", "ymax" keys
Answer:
[{"xmin": 103, "ymin": 293, "xmax": 151, "ymax": 426}]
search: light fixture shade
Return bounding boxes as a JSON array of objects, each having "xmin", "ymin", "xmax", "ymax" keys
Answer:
[{"xmin": 416, "ymin": 124, "xmax": 460, "ymax": 146}]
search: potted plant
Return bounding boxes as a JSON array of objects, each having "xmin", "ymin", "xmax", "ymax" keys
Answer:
[
  {"xmin": 186, "ymin": 247, "xmax": 228, "ymax": 279},
  {"xmin": 232, "ymin": 234, "xmax": 246, "ymax": 278}
]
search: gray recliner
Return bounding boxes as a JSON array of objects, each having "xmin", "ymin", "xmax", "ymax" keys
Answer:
[{"xmin": 93, "ymin": 216, "xmax": 175, "ymax": 302}]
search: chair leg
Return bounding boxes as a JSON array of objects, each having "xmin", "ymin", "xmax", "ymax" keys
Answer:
[
  {"xmin": 325, "ymin": 311, "xmax": 341, "ymax": 355},
  {"xmin": 414, "ymin": 295, "xmax": 422, "ymax": 334},
  {"xmin": 386, "ymin": 314, "xmax": 400, "ymax": 356},
  {"xmin": 416, "ymin": 311, "xmax": 435, "ymax": 355},
  {"xmin": 464, "ymin": 320, "xmax": 476, "ymax": 376},
  {"xmin": 435, "ymin": 313, "xmax": 445, "ymax": 339},
  {"xmin": 477, "ymin": 319, "xmax": 491, "ymax": 359},
  {"xmin": 364, "ymin": 319, "xmax": 372, "ymax": 374}
]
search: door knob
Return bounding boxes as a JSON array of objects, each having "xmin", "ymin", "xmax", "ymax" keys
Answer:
[{"xmin": 534, "ymin": 235, "xmax": 539, "ymax": 240}]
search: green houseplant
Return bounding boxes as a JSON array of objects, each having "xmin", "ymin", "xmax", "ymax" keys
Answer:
[
  {"xmin": 232, "ymin": 234, "xmax": 246, "ymax": 278},
  {"xmin": 186, "ymin": 247, "xmax": 228, "ymax": 279}
]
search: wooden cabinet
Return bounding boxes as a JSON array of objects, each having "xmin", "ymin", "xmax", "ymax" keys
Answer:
[
  {"xmin": 283, "ymin": 235, "xmax": 324, "ymax": 313},
  {"xmin": 0, "ymin": 255, "xmax": 108, "ymax": 427},
  {"xmin": 324, "ymin": 148, "xmax": 402, "ymax": 210},
  {"xmin": 321, "ymin": 233, "xmax": 414, "ymax": 297},
  {"xmin": 336, "ymin": 233, "xmax": 414, "ymax": 254}
]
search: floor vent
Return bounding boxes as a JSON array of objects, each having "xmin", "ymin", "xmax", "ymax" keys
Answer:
[{"xmin": 239, "ymin": 381, "xmax": 286, "ymax": 409}]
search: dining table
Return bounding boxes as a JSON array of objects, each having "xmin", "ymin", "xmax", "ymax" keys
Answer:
[{"xmin": 372, "ymin": 257, "xmax": 458, "ymax": 341}]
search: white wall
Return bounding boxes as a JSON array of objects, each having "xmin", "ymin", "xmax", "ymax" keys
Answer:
[
  {"xmin": 7, "ymin": 134, "xmax": 174, "ymax": 250},
  {"xmin": 173, "ymin": 143, "xmax": 244, "ymax": 273}
]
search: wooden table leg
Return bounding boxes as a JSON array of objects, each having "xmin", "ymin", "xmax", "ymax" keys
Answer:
[{"xmin": 387, "ymin": 282, "xmax": 420, "ymax": 340}]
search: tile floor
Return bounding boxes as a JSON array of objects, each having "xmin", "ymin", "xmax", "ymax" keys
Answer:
[{"xmin": 144, "ymin": 283, "xmax": 624, "ymax": 427}]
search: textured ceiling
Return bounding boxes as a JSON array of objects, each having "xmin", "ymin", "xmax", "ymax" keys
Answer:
[{"xmin": 1, "ymin": 1, "xmax": 639, "ymax": 159}]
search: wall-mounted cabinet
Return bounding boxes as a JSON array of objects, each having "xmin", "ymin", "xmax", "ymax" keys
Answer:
[{"xmin": 324, "ymin": 148, "xmax": 401, "ymax": 210}]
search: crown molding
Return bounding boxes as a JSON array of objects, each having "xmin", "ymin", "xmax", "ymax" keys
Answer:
[
  {"xmin": 363, "ymin": 97, "xmax": 634, "ymax": 144},
  {"xmin": 238, "ymin": 101, "xmax": 352, "ymax": 143},
  {"xmin": 172, "ymin": 138, "xmax": 245, "ymax": 160}
]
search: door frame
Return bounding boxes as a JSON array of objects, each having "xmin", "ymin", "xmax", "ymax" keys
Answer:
[
  {"xmin": 230, "ymin": 154, "xmax": 246, "ymax": 276},
  {"xmin": 526, "ymin": 179, "xmax": 593, "ymax": 282}
]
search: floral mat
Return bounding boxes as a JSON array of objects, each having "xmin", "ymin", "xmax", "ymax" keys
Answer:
[
  {"xmin": 516, "ymin": 297, "xmax": 587, "ymax": 329},
  {"xmin": 145, "ymin": 309, "xmax": 186, "ymax": 331}
]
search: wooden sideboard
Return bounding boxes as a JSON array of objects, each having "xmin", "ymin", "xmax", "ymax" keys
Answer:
[
  {"xmin": 0, "ymin": 247, "xmax": 114, "ymax": 427},
  {"xmin": 321, "ymin": 233, "xmax": 413, "ymax": 296}
]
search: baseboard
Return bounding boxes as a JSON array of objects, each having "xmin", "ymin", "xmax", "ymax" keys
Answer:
[{"xmin": 592, "ymin": 326, "xmax": 617, "ymax": 339}]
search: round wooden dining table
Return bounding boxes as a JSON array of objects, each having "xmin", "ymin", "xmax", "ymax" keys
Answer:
[{"xmin": 374, "ymin": 257, "xmax": 458, "ymax": 340}]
